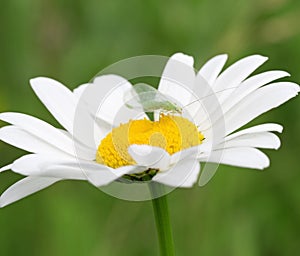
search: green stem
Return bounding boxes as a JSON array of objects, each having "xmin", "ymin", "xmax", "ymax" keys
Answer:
[{"xmin": 149, "ymin": 182, "xmax": 175, "ymax": 256}]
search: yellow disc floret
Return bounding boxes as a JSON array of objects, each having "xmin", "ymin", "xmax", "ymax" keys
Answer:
[{"xmin": 96, "ymin": 114, "xmax": 204, "ymax": 168}]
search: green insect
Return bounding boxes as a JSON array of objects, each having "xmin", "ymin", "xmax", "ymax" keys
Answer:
[
  {"xmin": 124, "ymin": 83, "xmax": 182, "ymax": 114},
  {"xmin": 124, "ymin": 83, "xmax": 239, "ymax": 115}
]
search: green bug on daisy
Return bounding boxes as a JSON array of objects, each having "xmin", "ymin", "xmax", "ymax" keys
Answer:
[{"xmin": 124, "ymin": 83, "xmax": 183, "ymax": 114}]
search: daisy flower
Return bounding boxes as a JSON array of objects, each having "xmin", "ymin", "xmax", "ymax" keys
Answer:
[{"xmin": 0, "ymin": 53, "xmax": 299, "ymax": 207}]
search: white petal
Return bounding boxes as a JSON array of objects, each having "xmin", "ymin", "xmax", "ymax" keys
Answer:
[
  {"xmin": 0, "ymin": 164, "xmax": 12, "ymax": 173},
  {"xmin": 33, "ymin": 164, "xmax": 88, "ymax": 180},
  {"xmin": 87, "ymin": 75, "xmax": 147, "ymax": 125},
  {"xmin": 10, "ymin": 154, "xmax": 74, "ymax": 176},
  {"xmin": 0, "ymin": 112, "xmax": 95, "ymax": 160},
  {"xmin": 72, "ymin": 101, "xmax": 109, "ymax": 154},
  {"xmin": 200, "ymin": 147, "xmax": 270, "ymax": 169},
  {"xmin": 87, "ymin": 165, "xmax": 145, "ymax": 187},
  {"xmin": 10, "ymin": 154, "xmax": 96, "ymax": 179},
  {"xmin": 213, "ymin": 55, "xmax": 268, "ymax": 100},
  {"xmin": 0, "ymin": 176, "xmax": 60, "ymax": 208},
  {"xmin": 31, "ymin": 78, "xmax": 100, "ymax": 150},
  {"xmin": 9, "ymin": 153, "xmax": 139, "ymax": 187},
  {"xmin": 53, "ymin": 162, "xmax": 144, "ymax": 186},
  {"xmin": 72, "ymin": 81, "xmax": 117, "ymax": 145},
  {"xmin": 223, "ymin": 82, "xmax": 299, "ymax": 134},
  {"xmin": 0, "ymin": 126, "xmax": 71, "ymax": 156},
  {"xmin": 170, "ymin": 145, "xmax": 202, "ymax": 165},
  {"xmin": 0, "ymin": 112, "xmax": 75, "ymax": 155},
  {"xmin": 170, "ymin": 52, "xmax": 194, "ymax": 66},
  {"xmin": 158, "ymin": 53, "xmax": 196, "ymax": 107},
  {"xmin": 128, "ymin": 145, "xmax": 171, "ymax": 170},
  {"xmin": 198, "ymin": 54, "xmax": 228, "ymax": 85},
  {"xmin": 185, "ymin": 74, "xmax": 221, "ymax": 130},
  {"xmin": 225, "ymin": 123, "xmax": 283, "ymax": 141},
  {"xmin": 221, "ymin": 70, "xmax": 290, "ymax": 113},
  {"xmin": 30, "ymin": 77, "xmax": 77, "ymax": 134},
  {"xmin": 153, "ymin": 159, "xmax": 200, "ymax": 188},
  {"xmin": 73, "ymin": 84, "xmax": 107, "ymax": 146},
  {"xmin": 221, "ymin": 124, "xmax": 283, "ymax": 150},
  {"xmin": 222, "ymin": 132, "xmax": 281, "ymax": 149},
  {"xmin": 43, "ymin": 163, "xmax": 114, "ymax": 182}
]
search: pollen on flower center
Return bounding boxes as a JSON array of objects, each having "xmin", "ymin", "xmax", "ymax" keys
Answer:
[{"xmin": 96, "ymin": 114, "xmax": 205, "ymax": 168}]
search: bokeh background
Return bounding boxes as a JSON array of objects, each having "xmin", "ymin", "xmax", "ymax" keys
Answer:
[{"xmin": 0, "ymin": 0, "xmax": 300, "ymax": 255}]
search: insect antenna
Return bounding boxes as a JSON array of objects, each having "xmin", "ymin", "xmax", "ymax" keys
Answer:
[{"xmin": 181, "ymin": 86, "xmax": 240, "ymax": 110}]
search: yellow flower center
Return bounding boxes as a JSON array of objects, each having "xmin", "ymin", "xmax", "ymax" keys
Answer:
[{"xmin": 96, "ymin": 114, "xmax": 204, "ymax": 169}]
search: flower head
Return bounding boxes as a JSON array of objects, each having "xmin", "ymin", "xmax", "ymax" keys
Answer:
[
  {"xmin": 0, "ymin": 53, "xmax": 299, "ymax": 207},
  {"xmin": 97, "ymin": 114, "xmax": 204, "ymax": 169}
]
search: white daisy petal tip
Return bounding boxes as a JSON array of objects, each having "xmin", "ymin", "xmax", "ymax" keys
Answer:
[
  {"xmin": 212, "ymin": 53, "xmax": 229, "ymax": 64},
  {"xmin": 274, "ymin": 143, "xmax": 281, "ymax": 150},
  {"xmin": 244, "ymin": 149, "xmax": 270, "ymax": 170},
  {"xmin": 223, "ymin": 81, "xmax": 300, "ymax": 135},
  {"xmin": 29, "ymin": 76, "xmax": 42, "ymax": 86},
  {"xmin": 257, "ymin": 159, "xmax": 270, "ymax": 170},
  {"xmin": 284, "ymin": 82, "xmax": 300, "ymax": 93},
  {"xmin": 0, "ymin": 164, "xmax": 12, "ymax": 173},
  {"xmin": 223, "ymin": 130, "xmax": 282, "ymax": 150},
  {"xmin": 29, "ymin": 76, "xmax": 80, "ymax": 137},
  {"xmin": 0, "ymin": 176, "xmax": 61, "ymax": 208},
  {"xmin": 200, "ymin": 147, "xmax": 270, "ymax": 170},
  {"xmin": 221, "ymin": 53, "xmax": 228, "ymax": 57},
  {"xmin": 250, "ymin": 54, "xmax": 268, "ymax": 62},
  {"xmin": 279, "ymin": 70, "xmax": 291, "ymax": 77},
  {"xmin": 29, "ymin": 77, "xmax": 56, "ymax": 90},
  {"xmin": 92, "ymin": 74, "xmax": 130, "ymax": 86},
  {"xmin": 206, "ymin": 53, "xmax": 228, "ymax": 64},
  {"xmin": 170, "ymin": 52, "xmax": 194, "ymax": 67},
  {"xmin": 198, "ymin": 53, "xmax": 228, "ymax": 84},
  {"xmin": 276, "ymin": 124, "xmax": 284, "ymax": 133}
]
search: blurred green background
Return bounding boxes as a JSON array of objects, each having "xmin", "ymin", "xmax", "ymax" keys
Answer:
[{"xmin": 0, "ymin": 0, "xmax": 300, "ymax": 255}]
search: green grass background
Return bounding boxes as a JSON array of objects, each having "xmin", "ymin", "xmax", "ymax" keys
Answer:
[{"xmin": 0, "ymin": 0, "xmax": 300, "ymax": 255}]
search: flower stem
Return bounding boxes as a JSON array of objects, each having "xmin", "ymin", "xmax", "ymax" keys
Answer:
[{"xmin": 149, "ymin": 182, "xmax": 175, "ymax": 256}]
